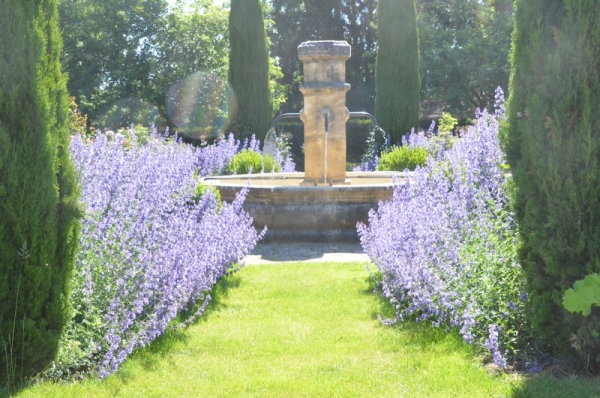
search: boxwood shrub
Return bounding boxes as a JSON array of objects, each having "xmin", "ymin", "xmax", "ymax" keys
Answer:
[
  {"xmin": 376, "ymin": 145, "xmax": 428, "ymax": 171},
  {"xmin": 226, "ymin": 149, "xmax": 280, "ymax": 175}
]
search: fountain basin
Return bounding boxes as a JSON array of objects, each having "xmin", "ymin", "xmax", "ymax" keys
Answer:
[{"xmin": 201, "ymin": 172, "xmax": 407, "ymax": 242}]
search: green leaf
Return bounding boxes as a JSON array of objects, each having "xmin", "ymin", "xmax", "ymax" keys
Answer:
[{"xmin": 563, "ymin": 273, "xmax": 600, "ymax": 317}]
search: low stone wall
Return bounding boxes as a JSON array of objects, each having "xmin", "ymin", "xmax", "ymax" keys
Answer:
[{"xmin": 203, "ymin": 172, "xmax": 407, "ymax": 242}]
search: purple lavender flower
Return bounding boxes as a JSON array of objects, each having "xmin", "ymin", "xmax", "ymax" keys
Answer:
[
  {"xmin": 66, "ymin": 129, "xmax": 264, "ymax": 378},
  {"xmin": 519, "ymin": 293, "xmax": 528, "ymax": 302},
  {"xmin": 485, "ymin": 324, "xmax": 507, "ymax": 368},
  {"xmin": 358, "ymin": 88, "xmax": 527, "ymax": 367}
]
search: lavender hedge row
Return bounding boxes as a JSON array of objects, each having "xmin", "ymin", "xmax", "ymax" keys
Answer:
[
  {"xmin": 49, "ymin": 131, "xmax": 264, "ymax": 379},
  {"xmin": 359, "ymin": 89, "xmax": 530, "ymax": 368},
  {"xmin": 104, "ymin": 125, "xmax": 295, "ymax": 177}
]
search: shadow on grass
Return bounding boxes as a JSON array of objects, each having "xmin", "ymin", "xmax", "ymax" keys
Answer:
[
  {"xmin": 363, "ymin": 270, "xmax": 600, "ymax": 397},
  {"xmin": 197, "ymin": 270, "xmax": 243, "ymax": 321},
  {"xmin": 360, "ymin": 269, "xmax": 475, "ymax": 352},
  {"xmin": 130, "ymin": 269, "xmax": 244, "ymax": 360},
  {"xmin": 510, "ymin": 372, "xmax": 600, "ymax": 398},
  {"xmin": 0, "ymin": 265, "xmax": 247, "ymax": 397},
  {"xmin": 107, "ymin": 269, "xmax": 245, "ymax": 383}
]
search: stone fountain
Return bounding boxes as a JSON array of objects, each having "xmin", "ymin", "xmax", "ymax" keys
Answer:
[
  {"xmin": 202, "ymin": 41, "xmax": 405, "ymax": 242},
  {"xmin": 298, "ymin": 41, "xmax": 351, "ymax": 186}
]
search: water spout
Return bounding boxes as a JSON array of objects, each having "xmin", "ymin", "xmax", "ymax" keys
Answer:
[
  {"xmin": 318, "ymin": 107, "xmax": 331, "ymax": 184},
  {"xmin": 261, "ymin": 128, "xmax": 278, "ymax": 175}
]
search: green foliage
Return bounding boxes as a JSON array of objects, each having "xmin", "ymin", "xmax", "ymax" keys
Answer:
[
  {"xmin": 227, "ymin": 0, "xmax": 273, "ymax": 142},
  {"xmin": 426, "ymin": 113, "xmax": 460, "ymax": 158},
  {"xmin": 375, "ymin": 0, "xmax": 420, "ymax": 145},
  {"xmin": 59, "ymin": 0, "xmax": 230, "ymax": 134},
  {"xmin": 376, "ymin": 145, "xmax": 428, "ymax": 172},
  {"xmin": 262, "ymin": 5, "xmax": 287, "ymax": 116},
  {"xmin": 563, "ymin": 274, "xmax": 600, "ymax": 317},
  {"xmin": 226, "ymin": 150, "xmax": 280, "ymax": 175},
  {"xmin": 68, "ymin": 96, "xmax": 88, "ymax": 135},
  {"xmin": 456, "ymin": 200, "xmax": 528, "ymax": 361},
  {"xmin": 191, "ymin": 182, "xmax": 222, "ymax": 211},
  {"xmin": 503, "ymin": 0, "xmax": 600, "ymax": 369},
  {"xmin": 268, "ymin": 54, "xmax": 287, "ymax": 115},
  {"xmin": 0, "ymin": 0, "xmax": 81, "ymax": 387},
  {"xmin": 419, "ymin": 0, "xmax": 513, "ymax": 118},
  {"xmin": 59, "ymin": 0, "xmax": 168, "ymax": 128},
  {"xmin": 438, "ymin": 112, "xmax": 458, "ymax": 135},
  {"xmin": 154, "ymin": 2, "xmax": 230, "ymax": 139}
]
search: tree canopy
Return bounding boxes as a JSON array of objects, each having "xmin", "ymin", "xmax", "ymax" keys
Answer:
[
  {"xmin": 418, "ymin": 0, "xmax": 513, "ymax": 120},
  {"xmin": 59, "ymin": 0, "xmax": 230, "ymax": 137},
  {"xmin": 227, "ymin": 0, "xmax": 273, "ymax": 141},
  {"xmin": 59, "ymin": 0, "xmax": 514, "ymax": 133}
]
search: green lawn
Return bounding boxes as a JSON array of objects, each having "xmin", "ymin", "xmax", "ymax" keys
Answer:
[{"xmin": 9, "ymin": 262, "xmax": 600, "ymax": 397}]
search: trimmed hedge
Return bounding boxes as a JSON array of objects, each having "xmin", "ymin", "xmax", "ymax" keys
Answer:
[{"xmin": 226, "ymin": 149, "xmax": 280, "ymax": 175}]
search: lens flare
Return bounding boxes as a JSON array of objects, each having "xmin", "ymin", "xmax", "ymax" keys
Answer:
[{"xmin": 166, "ymin": 71, "xmax": 232, "ymax": 140}]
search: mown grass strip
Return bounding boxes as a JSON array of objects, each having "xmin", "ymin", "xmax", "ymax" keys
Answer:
[{"xmin": 10, "ymin": 262, "xmax": 591, "ymax": 397}]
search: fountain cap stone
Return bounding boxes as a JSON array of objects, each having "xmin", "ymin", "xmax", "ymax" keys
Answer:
[{"xmin": 298, "ymin": 41, "xmax": 351, "ymax": 61}]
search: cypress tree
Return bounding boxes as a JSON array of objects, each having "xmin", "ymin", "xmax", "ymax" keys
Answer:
[
  {"xmin": 228, "ymin": 0, "xmax": 273, "ymax": 142},
  {"xmin": 503, "ymin": 0, "xmax": 600, "ymax": 367},
  {"xmin": 375, "ymin": 0, "xmax": 420, "ymax": 145},
  {"xmin": 0, "ymin": 0, "xmax": 80, "ymax": 385}
]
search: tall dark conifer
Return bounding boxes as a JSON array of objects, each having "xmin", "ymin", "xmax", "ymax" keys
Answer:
[
  {"xmin": 503, "ymin": 0, "xmax": 600, "ymax": 368},
  {"xmin": 375, "ymin": 0, "xmax": 420, "ymax": 144},
  {"xmin": 0, "ymin": 0, "xmax": 80, "ymax": 385},
  {"xmin": 228, "ymin": 0, "xmax": 273, "ymax": 142}
]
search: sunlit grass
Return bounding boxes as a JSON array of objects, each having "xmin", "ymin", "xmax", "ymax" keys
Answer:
[{"xmin": 9, "ymin": 262, "xmax": 597, "ymax": 397}]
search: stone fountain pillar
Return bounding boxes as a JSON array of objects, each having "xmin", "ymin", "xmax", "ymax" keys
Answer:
[{"xmin": 298, "ymin": 41, "xmax": 351, "ymax": 186}]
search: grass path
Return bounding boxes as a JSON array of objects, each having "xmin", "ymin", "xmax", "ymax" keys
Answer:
[{"xmin": 17, "ymin": 262, "xmax": 519, "ymax": 397}]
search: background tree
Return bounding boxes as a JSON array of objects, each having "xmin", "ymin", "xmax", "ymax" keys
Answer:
[
  {"xmin": 0, "ymin": 0, "xmax": 80, "ymax": 386},
  {"xmin": 418, "ymin": 0, "xmax": 513, "ymax": 121},
  {"xmin": 59, "ymin": 0, "xmax": 168, "ymax": 128},
  {"xmin": 228, "ymin": 0, "xmax": 273, "ymax": 141},
  {"xmin": 503, "ymin": 0, "xmax": 600, "ymax": 368},
  {"xmin": 375, "ymin": 0, "xmax": 420, "ymax": 144},
  {"xmin": 59, "ymin": 0, "xmax": 231, "ymax": 138},
  {"xmin": 151, "ymin": 1, "xmax": 230, "ymax": 139}
]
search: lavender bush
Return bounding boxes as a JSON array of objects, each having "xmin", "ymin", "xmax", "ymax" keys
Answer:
[
  {"xmin": 98, "ymin": 125, "xmax": 295, "ymax": 177},
  {"xmin": 225, "ymin": 133, "xmax": 296, "ymax": 174},
  {"xmin": 359, "ymin": 89, "xmax": 529, "ymax": 367},
  {"xmin": 274, "ymin": 137, "xmax": 297, "ymax": 173},
  {"xmin": 50, "ymin": 130, "xmax": 264, "ymax": 379},
  {"xmin": 196, "ymin": 132, "xmax": 252, "ymax": 176}
]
